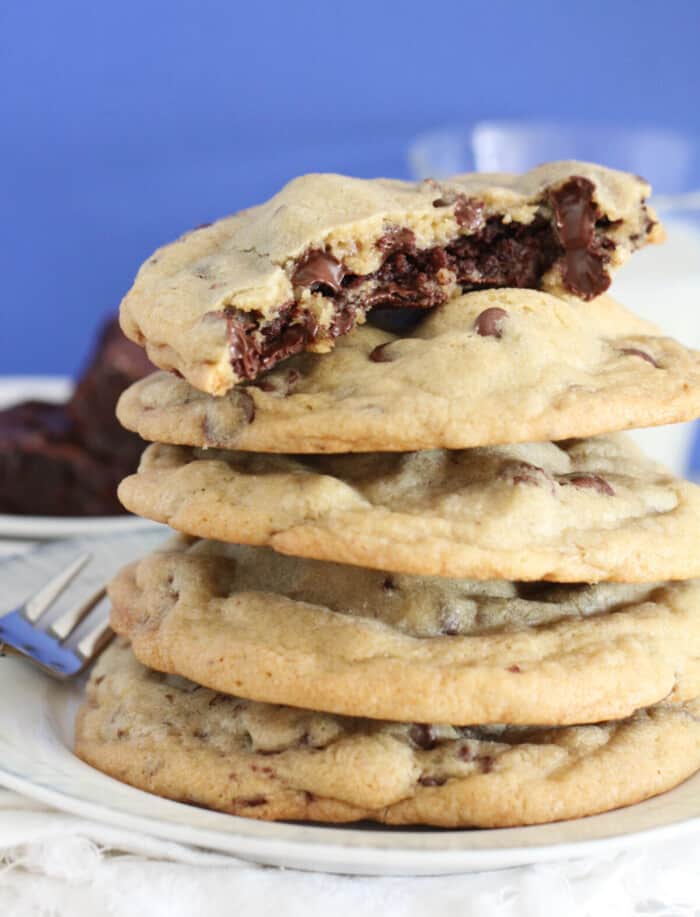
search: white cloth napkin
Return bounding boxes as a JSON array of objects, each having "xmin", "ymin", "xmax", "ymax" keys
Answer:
[{"xmin": 0, "ymin": 787, "xmax": 699, "ymax": 917}]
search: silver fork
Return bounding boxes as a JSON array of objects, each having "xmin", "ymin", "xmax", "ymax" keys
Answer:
[{"xmin": 0, "ymin": 528, "xmax": 166, "ymax": 679}]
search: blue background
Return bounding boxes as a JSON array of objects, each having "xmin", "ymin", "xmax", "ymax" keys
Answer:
[{"xmin": 2, "ymin": 0, "xmax": 699, "ymax": 375}]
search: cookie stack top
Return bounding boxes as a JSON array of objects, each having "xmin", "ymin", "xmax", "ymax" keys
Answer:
[{"xmin": 119, "ymin": 162, "xmax": 662, "ymax": 395}]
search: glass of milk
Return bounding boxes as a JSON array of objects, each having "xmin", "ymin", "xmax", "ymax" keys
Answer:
[{"xmin": 408, "ymin": 121, "xmax": 700, "ymax": 476}]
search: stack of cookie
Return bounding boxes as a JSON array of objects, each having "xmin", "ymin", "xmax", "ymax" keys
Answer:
[{"xmin": 76, "ymin": 163, "xmax": 700, "ymax": 827}]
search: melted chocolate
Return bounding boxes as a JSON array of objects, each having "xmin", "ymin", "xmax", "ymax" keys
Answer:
[
  {"xmin": 292, "ymin": 249, "xmax": 345, "ymax": 293},
  {"xmin": 549, "ymin": 177, "xmax": 612, "ymax": 298}
]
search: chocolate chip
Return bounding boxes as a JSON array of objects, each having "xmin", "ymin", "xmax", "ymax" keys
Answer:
[
  {"xmin": 410, "ymin": 724, "xmax": 439, "ymax": 750},
  {"xmin": 500, "ymin": 461, "xmax": 555, "ymax": 493},
  {"xmin": 239, "ymin": 391, "xmax": 255, "ymax": 424},
  {"xmin": 382, "ymin": 576, "xmax": 396, "ymax": 592},
  {"xmin": 474, "ymin": 307, "xmax": 508, "ymax": 338},
  {"xmin": 440, "ymin": 607, "xmax": 461, "ymax": 636},
  {"xmin": 240, "ymin": 796, "xmax": 267, "ymax": 808},
  {"xmin": 292, "ymin": 250, "xmax": 346, "ymax": 294},
  {"xmin": 418, "ymin": 776, "xmax": 447, "ymax": 787},
  {"xmin": 376, "ymin": 227, "xmax": 416, "ymax": 254},
  {"xmin": 369, "ymin": 342, "xmax": 394, "ymax": 363},
  {"xmin": 256, "ymin": 380, "xmax": 277, "ymax": 393},
  {"xmin": 559, "ymin": 473, "xmax": 615, "ymax": 496},
  {"xmin": 192, "ymin": 728, "xmax": 208, "ymax": 739},
  {"xmin": 549, "ymin": 177, "xmax": 611, "ymax": 299},
  {"xmin": 194, "ymin": 221, "xmax": 213, "ymax": 231},
  {"xmin": 479, "ymin": 755, "xmax": 495, "ymax": 773},
  {"xmin": 507, "ymin": 664, "xmax": 522, "ymax": 673},
  {"xmin": 458, "ymin": 745, "xmax": 474, "ymax": 762},
  {"xmin": 618, "ymin": 347, "xmax": 659, "ymax": 368}
]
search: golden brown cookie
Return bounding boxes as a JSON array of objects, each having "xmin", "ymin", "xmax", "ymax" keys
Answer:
[
  {"xmin": 116, "ymin": 290, "xmax": 700, "ymax": 454},
  {"xmin": 75, "ymin": 641, "xmax": 700, "ymax": 827},
  {"xmin": 118, "ymin": 434, "xmax": 700, "ymax": 582},
  {"xmin": 109, "ymin": 535, "xmax": 700, "ymax": 725}
]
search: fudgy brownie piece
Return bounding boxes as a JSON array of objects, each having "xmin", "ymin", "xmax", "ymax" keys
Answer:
[
  {"xmin": 0, "ymin": 401, "xmax": 125, "ymax": 515},
  {"xmin": 0, "ymin": 316, "xmax": 152, "ymax": 516},
  {"xmin": 120, "ymin": 161, "xmax": 662, "ymax": 394},
  {"xmin": 69, "ymin": 314, "xmax": 153, "ymax": 456}
]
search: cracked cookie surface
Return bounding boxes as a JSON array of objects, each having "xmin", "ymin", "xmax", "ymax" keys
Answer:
[
  {"xmin": 118, "ymin": 434, "xmax": 700, "ymax": 582},
  {"xmin": 75, "ymin": 641, "xmax": 700, "ymax": 827},
  {"xmin": 119, "ymin": 162, "xmax": 660, "ymax": 394},
  {"xmin": 117, "ymin": 289, "xmax": 700, "ymax": 454},
  {"xmin": 109, "ymin": 535, "xmax": 700, "ymax": 725}
]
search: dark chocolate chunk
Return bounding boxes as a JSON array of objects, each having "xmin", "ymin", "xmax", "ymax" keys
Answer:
[
  {"xmin": 418, "ymin": 775, "xmax": 447, "ymax": 787},
  {"xmin": 549, "ymin": 177, "xmax": 611, "ymax": 299},
  {"xmin": 559, "ymin": 473, "xmax": 615, "ymax": 496},
  {"xmin": 500, "ymin": 461, "xmax": 555, "ymax": 493},
  {"xmin": 409, "ymin": 724, "xmax": 439, "ymax": 750},
  {"xmin": 239, "ymin": 391, "xmax": 256, "ymax": 424},
  {"xmin": 369, "ymin": 342, "xmax": 395, "ymax": 363},
  {"xmin": 618, "ymin": 347, "xmax": 659, "ymax": 368},
  {"xmin": 458, "ymin": 745, "xmax": 474, "ymax": 762},
  {"xmin": 474, "ymin": 307, "xmax": 508, "ymax": 338},
  {"xmin": 240, "ymin": 796, "xmax": 267, "ymax": 808},
  {"xmin": 292, "ymin": 249, "xmax": 346, "ymax": 293}
]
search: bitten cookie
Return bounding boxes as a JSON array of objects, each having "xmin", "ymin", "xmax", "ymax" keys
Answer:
[
  {"xmin": 119, "ymin": 163, "xmax": 661, "ymax": 393},
  {"xmin": 118, "ymin": 434, "xmax": 700, "ymax": 582},
  {"xmin": 109, "ymin": 535, "xmax": 700, "ymax": 725},
  {"xmin": 75, "ymin": 641, "xmax": 700, "ymax": 827},
  {"xmin": 117, "ymin": 290, "xmax": 700, "ymax": 454}
]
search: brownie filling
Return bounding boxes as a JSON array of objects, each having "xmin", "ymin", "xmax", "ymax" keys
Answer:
[{"xmin": 223, "ymin": 177, "xmax": 632, "ymax": 382}]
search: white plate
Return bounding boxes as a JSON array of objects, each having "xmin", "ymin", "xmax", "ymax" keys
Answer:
[
  {"xmin": 0, "ymin": 375, "xmax": 152, "ymax": 539},
  {"xmin": 0, "ymin": 654, "xmax": 698, "ymax": 876}
]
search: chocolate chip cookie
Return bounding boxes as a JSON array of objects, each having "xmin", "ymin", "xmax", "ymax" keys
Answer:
[
  {"xmin": 118, "ymin": 434, "xmax": 700, "ymax": 582},
  {"xmin": 109, "ymin": 535, "xmax": 700, "ymax": 725},
  {"xmin": 119, "ymin": 163, "xmax": 661, "ymax": 394},
  {"xmin": 75, "ymin": 641, "xmax": 700, "ymax": 827},
  {"xmin": 117, "ymin": 290, "xmax": 700, "ymax": 454}
]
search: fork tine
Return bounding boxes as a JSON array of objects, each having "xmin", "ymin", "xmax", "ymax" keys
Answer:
[
  {"xmin": 49, "ymin": 586, "xmax": 106, "ymax": 640},
  {"xmin": 75, "ymin": 600, "xmax": 113, "ymax": 661},
  {"xmin": 23, "ymin": 553, "xmax": 92, "ymax": 623}
]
